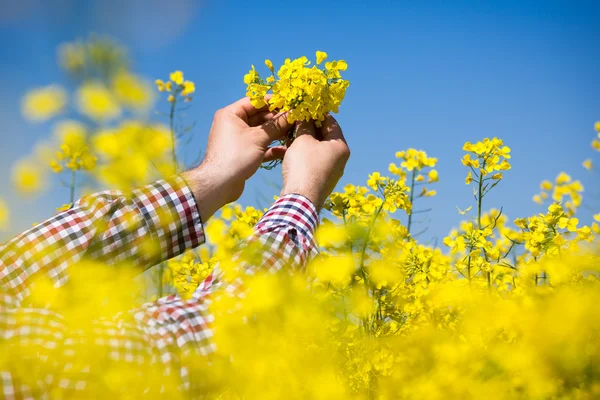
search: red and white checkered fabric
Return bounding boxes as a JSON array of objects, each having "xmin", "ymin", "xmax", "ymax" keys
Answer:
[{"xmin": 0, "ymin": 177, "xmax": 318, "ymax": 398}]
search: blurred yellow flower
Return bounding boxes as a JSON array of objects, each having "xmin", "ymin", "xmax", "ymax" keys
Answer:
[
  {"xmin": 21, "ymin": 85, "xmax": 67, "ymax": 122},
  {"xmin": 58, "ymin": 41, "xmax": 86, "ymax": 73},
  {"xmin": 56, "ymin": 203, "xmax": 73, "ymax": 212},
  {"xmin": 427, "ymin": 169, "xmax": 439, "ymax": 183},
  {"xmin": 582, "ymin": 158, "xmax": 592, "ymax": 170},
  {"xmin": 53, "ymin": 120, "xmax": 87, "ymax": 148},
  {"xmin": 12, "ymin": 159, "xmax": 45, "ymax": 195},
  {"xmin": 0, "ymin": 198, "xmax": 8, "ymax": 230},
  {"xmin": 76, "ymin": 82, "xmax": 121, "ymax": 121},
  {"xmin": 181, "ymin": 81, "xmax": 195, "ymax": 96},
  {"xmin": 112, "ymin": 72, "xmax": 154, "ymax": 111},
  {"xmin": 540, "ymin": 180, "xmax": 552, "ymax": 191}
]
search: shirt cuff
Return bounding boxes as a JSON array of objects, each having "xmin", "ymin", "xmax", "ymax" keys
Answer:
[
  {"xmin": 132, "ymin": 175, "xmax": 205, "ymax": 259},
  {"xmin": 256, "ymin": 194, "xmax": 319, "ymax": 240}
]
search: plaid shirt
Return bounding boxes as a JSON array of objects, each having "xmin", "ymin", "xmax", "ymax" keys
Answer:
[{"xmin": 0, "ymin": 176, "xmax": 318, "ymax": 398}]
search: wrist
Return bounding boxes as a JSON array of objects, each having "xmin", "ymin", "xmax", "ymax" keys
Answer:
[{"xmin": 182, "ymin": 164, "xmax": 238, "ymax": 222}]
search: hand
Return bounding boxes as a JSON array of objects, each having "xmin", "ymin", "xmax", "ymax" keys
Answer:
[
  {"xmin": 281, "ymin": 115, "xmax": 350, "ymax": 211},
  {"xmin": 183, "ymin": 97, "xmax": 291, "ymax": 221}
]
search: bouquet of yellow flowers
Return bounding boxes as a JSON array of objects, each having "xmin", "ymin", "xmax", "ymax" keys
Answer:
[{"xmin": 244, "ymin": 51, "xmax": 350, "ymax": 168}]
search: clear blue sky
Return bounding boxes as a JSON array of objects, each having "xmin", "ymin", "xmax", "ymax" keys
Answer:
[{"xmin": 0, "ymin": 0, "xmax": 599, "ymax": 244}]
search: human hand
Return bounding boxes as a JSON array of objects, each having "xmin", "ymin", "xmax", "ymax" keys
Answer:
[
  {"xmin": 183, "ymin": 97, "xmax": 291, "ymax": 221},
  {"xmin": 280, "ymin": 115, "xmax": 350, "ymax": 211}
]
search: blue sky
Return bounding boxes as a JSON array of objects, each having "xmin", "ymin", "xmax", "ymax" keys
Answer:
[{"xmin": 0, "ymin": 0, "xmax": 599, "ymax": 243}]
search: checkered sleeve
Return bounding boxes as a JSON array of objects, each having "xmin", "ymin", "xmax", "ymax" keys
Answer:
[
  {"xmin": 0, "ymin": 176, "xmax": 204, "ymax": 306},
  {"xmin": 194, "ymin": 193, "xmax": 319, "ymax": 298}
]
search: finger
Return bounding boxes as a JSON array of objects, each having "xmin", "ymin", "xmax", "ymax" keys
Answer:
[
  {"xmin": 295, "ymin": 120, "xmax": 317, "ymax": 138},
  {"xmin": 263, "ymin": 145, "xmax": 287, "ymax": 162},
  {"xmin": 225, "ymin": 97, "xmax": 270, "ymax": 121},
  {"xmin": 248, "ymin": 111, "xmax": 277, "ymax": 127},
  {"xmin": 320, "ymin": 114, "xmax": 346, "ymax": 142},
  {"xmin": 255, "ymin": 112, "xmax": 292, "ymax": 144}
]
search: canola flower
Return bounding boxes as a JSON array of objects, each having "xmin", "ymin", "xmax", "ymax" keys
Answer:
[
  {"xmin": 4, "ymin": 38, "xmax": 600, "ymax": 398},
  {"xmin": 155, "ymin": 70, "xmax": 196, "ymax": 171},
  {"xmin": 76, "ymin": 82, "xmax": 122, "ymax": 121},
  {"xmin": 21, "ymin": 84, "xmax": 67, "ymax": 122},
  {"xmin": 244, "ymin": 51, "xmax": 349, "ymax": 169},
  {"xmin": 0, "ymin": 198, "xmax": 8, "ymax": 231},
  {"xmin": 244, "ymin": 51, "xmax": 349, "ymax": 127}
]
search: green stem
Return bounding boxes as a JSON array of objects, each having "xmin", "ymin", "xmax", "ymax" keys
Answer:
[
  {"xmin": 70, "ymin": 169, "xmax": 76, "ymax": 204},
  {"xmin": 169, "ymin": 97, "xmax": 178, "ymax": 171},
  {"xmin": 477, "ymin": 161, "xmax": 492, "ymax": 289},
  {"xmin": 477, "ymin": 165, "xmax": 484, "ymax": 230},
  {"xmin": 359, "ymin": 202, "xmax": 385, "ymax": 274},
  {"xmin": 407, "ymin": 169, "xmax": 416, "ymax": 235}
]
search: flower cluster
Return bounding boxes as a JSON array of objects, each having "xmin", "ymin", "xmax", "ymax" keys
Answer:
[
  {"xmin": 462, "ymin": 137, "xmax": 511, "ymax": 184},
  {"xmin": 532, "ymin": 172, "xmax": 583, "ymax": 216},
  {"xmin": 155, "ymin": 70, "xmax": 195, "ymax": 103},
  {"xmin": 49, "ymin": 121, "xmax": 97, "ymax": 173},
  {"xmin": 244, "ymin": 51, "xmax": 349, "ymax": 127},
  {"xmin": 514, "ymin": 202, "xmax": 590, "ymax": 257}
]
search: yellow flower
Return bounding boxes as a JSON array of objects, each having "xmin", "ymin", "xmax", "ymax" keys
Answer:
[
  {"xmin": 557, "ymin": 217, "xmax": 578, "ymax": 232},
  {"xmin": 265, "ymin": 59, "xmax": 274, "ymax": 73},
  {"xmin": 76, "ymin": 82, "xmax": 121, "ymax": 121},
  {"xmin": 112, "ymin": 72, "xmax": 154, "ymax": 111},
  {"xmin": 427, "ymin": 169, "xmax": 439, "ymax": 183},
  {"xmin": 555, "ymin": 172, "xmax": 571, "ymax": 185},
  {"xmin": 316, "ymin": 51, "xmax": 328, "ymax": 65},
  {"xmin": 311, "ymin": 254, "xmax": 356, "ymax": 287},
  {"xmin": 155, "ymin": 79, "xmax": 165, "ymax": 91},
  {"xmin": 0, "ymin": 198, "xmax": 8, "ymax": 230},
  {"xmin": 181, "ymin": 81, "xmax": 195, "ymax": 96},
  {"xmin": 594, "ymin": 121, "xmax": 600, "ymax": 132},
  {"xmin": 465, "ymin": 171, "xmax": 473, "ymax": 185},
  {"xmin": 170, "ymin": 70, "xmax": 184, "ymax": 85},
  {"xmin": 582, "ymin": 158, "xmax": 592, "ymax": 170},
  {"xmin": 168, "ymin": 95, "xmax": 175, "ymax": 103},
  {"xmin": 50, "ymin": 159, "xmax": 63, "ymax": 173},
  {"xmin": 420, "ymin": 188, "xmax": 436, "ymax": 197},
  {"xmin": 56, "ymin": 203, "xmax": 73, "ymax": 212},
  {"xmin": 12, "ymin": 159, "xmax": 46, "ymax": 195},
  {"xmin": 21, "ymin": 85, "xmax": 67, "ymax": 122},
  {"xmin": 540, "ymin": 180, "xmax": 553, "ymax": 191},
  {"xmin": 266, "ymin": 76, "xmax": 275, "ymax": 84},
  {"xmin": 244, "ymin": 65, "xmax": 260, "ymax": 85},
  {"xmin": 367, "ymin": 172, "xmax": 383, "ymax": 191}
]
